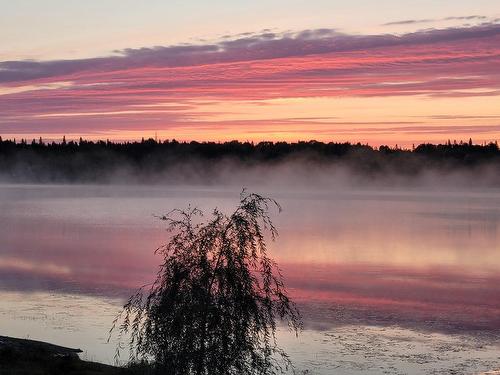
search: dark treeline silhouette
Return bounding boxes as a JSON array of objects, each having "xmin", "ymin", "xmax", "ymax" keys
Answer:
[{"xmin": 0, "ymin": 137, "xmax": 499, "ymax": 183}]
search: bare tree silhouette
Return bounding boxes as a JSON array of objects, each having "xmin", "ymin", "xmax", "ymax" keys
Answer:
[{"xmin": 111, "ymin": 191, "xmax": 302, "ymax": 374}]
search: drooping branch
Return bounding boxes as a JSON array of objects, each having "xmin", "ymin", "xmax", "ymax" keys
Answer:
[{"xmin": 110, "ymin": 191, "xmax": 301, "ymax": 375}]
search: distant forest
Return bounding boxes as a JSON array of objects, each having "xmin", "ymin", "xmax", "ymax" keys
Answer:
[{"xmin": 0, "ymin": 137, "xmax": 499, "ymax": 183}]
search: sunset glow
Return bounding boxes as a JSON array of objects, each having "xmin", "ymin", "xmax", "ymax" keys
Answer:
[{"xmin": 1, "ymin": 2, "xmax": 500, "ymax": 145}]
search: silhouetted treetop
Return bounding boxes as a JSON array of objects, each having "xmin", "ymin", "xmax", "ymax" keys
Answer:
[
  {"xmin": 110, "ymin": 191, "xmax": 302, "ymax": 374},
  {"xmin": 0, "ymin": 137, "xmax": 498, "ymax": 183}
]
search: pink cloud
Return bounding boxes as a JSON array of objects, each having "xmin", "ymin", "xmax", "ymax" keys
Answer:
[{"xmin": 1, "ymin": 24, "xmax": 500, "ymax": 138}]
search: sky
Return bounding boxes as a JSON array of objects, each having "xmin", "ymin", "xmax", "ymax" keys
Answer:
[{"xmin": 1, "ymin": 0, "xmax": 500, "ymax": 145}]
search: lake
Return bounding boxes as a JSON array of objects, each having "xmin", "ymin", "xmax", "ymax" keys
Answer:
[{"xmin": 1, "ymin": 184, "xmax": 499, "ymax": 374}]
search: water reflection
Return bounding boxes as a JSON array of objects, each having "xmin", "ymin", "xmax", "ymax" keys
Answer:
[{"xmin": 1, "ymin": 185, "xmax": 499, "ymax": 371}]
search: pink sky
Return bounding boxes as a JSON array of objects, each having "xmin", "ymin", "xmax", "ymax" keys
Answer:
[{"xmin": 1, "ymin": 22, "xmax": 500, "ymax": 145}]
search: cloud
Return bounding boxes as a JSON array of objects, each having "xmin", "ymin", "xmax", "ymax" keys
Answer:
[
  {"xmin": 424, "ymin": 115, "xmax": 500, "ymax": 120},
  {"xmin": 1, "ymin": 24, "xmax": 500, "ymax": 139},
  {"xmin": 383, "ymin": 15, "xmax": 490, "ymax": 26},
  {"xmin": 383, "ymin": 19, "xmax": 434, "ymax": 26},
  {"xmin": 444, "ymin": 15, "xmax": 488, "ymax": 21},
  {"xmin": 1, "ymin": 24, "xmax": 500, "ymax": 84}
]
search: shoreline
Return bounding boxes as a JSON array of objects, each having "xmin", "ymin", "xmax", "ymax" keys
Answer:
[{"xmin": 0, "ymin": 335, "xmax": 126, "ymax": 374}]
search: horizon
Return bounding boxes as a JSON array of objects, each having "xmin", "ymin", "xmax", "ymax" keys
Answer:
[
  {"xmin": 1, "ymin": 135, "xmax": 498, "ymax": 149},
  {"xmin": 1, "ymin": 1, "xmax": 500, "ymax": 145}
]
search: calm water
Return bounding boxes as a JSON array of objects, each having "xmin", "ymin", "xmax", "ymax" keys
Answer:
[{"xmin": 1, "ymin": 184, "xmax": 500, "ymax": 374}]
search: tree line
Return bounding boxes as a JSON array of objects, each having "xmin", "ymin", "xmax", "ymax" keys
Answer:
[{"xmin": 0, "ymin": 137, "xmax": 499, "ymax": 183}]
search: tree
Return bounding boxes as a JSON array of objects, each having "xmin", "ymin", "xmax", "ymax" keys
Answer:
[{"xmin": 111, "ymin": 191, "xmax": 302, "ymax": 374}]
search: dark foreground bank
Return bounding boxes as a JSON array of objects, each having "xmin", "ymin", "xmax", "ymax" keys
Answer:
[{"xmin": 0, "ymin": 336, "xmax": 146, "ymax": 375}]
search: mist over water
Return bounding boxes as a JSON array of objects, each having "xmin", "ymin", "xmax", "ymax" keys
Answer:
[
  {"xmin": 0, "ymin": 175, "xmax": 499, "ymax": 373},
  {"xmin": 2, "ymin": 157, "xmax": 500, "ymax": 188}
]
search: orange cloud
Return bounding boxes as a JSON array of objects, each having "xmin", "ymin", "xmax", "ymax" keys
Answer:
[{"xmin": 1, "ymin": 24, "xmax": 500, "ymax": 144}]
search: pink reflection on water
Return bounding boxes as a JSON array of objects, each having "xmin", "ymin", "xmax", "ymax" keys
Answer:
[
  {"xmin": 0, "ymin": 185, "xmax": 499, "ymax": 335},
  {"xmin": 281, "ymin": 263, "xmax": 500, "ymax": 332}
]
